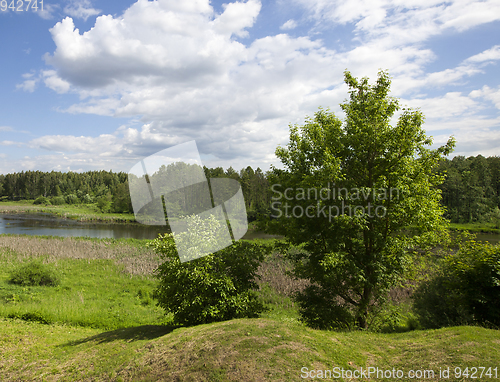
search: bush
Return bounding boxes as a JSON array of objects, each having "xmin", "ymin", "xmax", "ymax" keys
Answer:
[
  {"xmin": 50, "ymin": 196, "xmax": 66, "ymax": 205},
  {"xmin": 96, "ymin": 195, "xmax": 112, "ymax": 213},
  {"xmin": 150, "ymin": 215, "xmax": 268, "ymax": 326},
  {"xmin": 81, "ymin": 193, "xmax": 94, "ymax": 204},
  {"xmin": 65, "ymin": 194, "xmax": 79, "ymax": 204},
  {"xmin": 8, "ymin": 260, "xmax": 60, "ymax": 287},
  {"xmin": 413, "ymin": 236, "xmax": 500, "ymax": 328},
  {"xmin": 33, "ymin": 196, "xmax": 51, "ymax": 205}
]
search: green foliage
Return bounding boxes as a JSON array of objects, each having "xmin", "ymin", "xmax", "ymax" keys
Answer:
[
  {"xmin": 65, "ymin": 193, "xmax": 79, "ymax": 205},
  {"xmin": 96, "ymin": 193, "xmax": 112, "ymax": 213},
  {"xmin": 483, "ymin": 206, "xmax": 500, "ymax": 229},
  {"xmin": 33, "ymin": 196, "xmax": 51, "ymax": 205},
  {"xmin": 294, "ymin": 284, "xmax": 355, "ymax": 330},
  {"xmin": 80, "ymin": 193, "xmax": 94, "ymax": 204},
  {"xmin": 50, "ymin": 196, "xmax": 66, "ymax": 205},
  {"xmin": 7, "ymin": 311, "xmax": 52, "ymax": 324},
  {"xmin": 112, "ymin": 182, "xmax": 132, "ymax": 213},
  {"xmin": 8, "ymin": 260, "xmax": 60, "ymax": 287},
  {"xmin": 266, "ymin": 70, "xmax": 455, "ymax": 329},
  {"xmin": 437, "ymin": 155, "xmax": 500, "ymax": 223},
  {"xmin": 150, "ymin": 216, "xmax": 268, "ymax": 326},
  {"xmin": 413, "ymin": 233, "xmax": 500, "ymax": 328}
]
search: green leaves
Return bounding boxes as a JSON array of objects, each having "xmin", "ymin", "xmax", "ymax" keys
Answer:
[
  {"xmin": 150, "ymin": 215, "xmax": 269, "ymax": 326},
  {"xmin": 268, "ymin": 69, "xmax": 454, "ymax": 329},
  {"xmin": 413, "ymin": 234, "xmax": 500, "ymax": 328}
]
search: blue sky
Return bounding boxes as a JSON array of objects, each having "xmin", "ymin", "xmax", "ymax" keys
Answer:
[{"xmin": 1, "ymin": 0, "xmax": 499, "ymax": 174}]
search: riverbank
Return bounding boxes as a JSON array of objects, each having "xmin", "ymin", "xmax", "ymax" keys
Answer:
[
  {"xmin": 448, "ymin": 222, "xmax": 500, "ymax": 234},
  {"xmin": 0, "ymin": 200, "xmax": 137, "ymax": 223}
]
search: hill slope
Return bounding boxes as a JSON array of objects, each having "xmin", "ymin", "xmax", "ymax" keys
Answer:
[{"xmin": 1, "ymin": 317, "xmax": 499, "ymax": 381}]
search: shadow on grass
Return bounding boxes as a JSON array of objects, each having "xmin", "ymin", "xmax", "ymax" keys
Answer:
[{"xmin": 61, "ymin": 324, "xmax": 177, "ymax": 346}]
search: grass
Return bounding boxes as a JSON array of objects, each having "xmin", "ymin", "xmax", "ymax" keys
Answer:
[
  {"xmin": 448, "ymin": 222, "xmax": 500, "ymax": 234},
  {"xmin": 1, "ymin": 317, "xmax": 499, "ymax": 381},
  {"xmin": 0, "ymin": 235, "xmax": 165, "ymax": 330},
  {"xmin": 0, "ymin": 200, "xmax": 136, "ymax": 223},
  {"xmin": 0, "ymin": 234, "xmax": 499, "ymax": 381}
]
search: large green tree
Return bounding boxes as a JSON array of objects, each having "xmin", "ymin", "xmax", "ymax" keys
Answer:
[{"xmin": 267, "ymin": 70, "xmax": 455, "ymax": 329}]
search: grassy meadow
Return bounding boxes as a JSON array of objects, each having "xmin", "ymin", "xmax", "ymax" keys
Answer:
[{"xmin": 0, "ymin": 234, "xmax": 499, "ymax": 381}]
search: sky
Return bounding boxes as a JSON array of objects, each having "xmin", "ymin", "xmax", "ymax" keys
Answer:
[{"xmin": 1, "ymin": 0, "xmax": 499, "ymax": 175}]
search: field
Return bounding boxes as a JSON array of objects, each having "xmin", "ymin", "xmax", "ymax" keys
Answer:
[{"xmin": 0, "ymin": 234, "xmax": 499, "ymax": 381}]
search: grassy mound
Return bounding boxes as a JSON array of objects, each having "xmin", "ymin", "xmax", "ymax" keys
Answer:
[{"xmin": 1, "ymin": 317, "xmax": 499, "ymax": 381}]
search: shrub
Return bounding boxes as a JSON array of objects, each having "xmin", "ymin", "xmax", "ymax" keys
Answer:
[
  {"xmin": 413, "ymin": 236, "xmax": 500, "ymax": 328},
  {"xmin": 65, "ymin": 194, "xmax": 79, "ymax": 204},
  {"xmin": 33, "ymin": 196, "xmax": 51, "ymax": 205},
  {"xmin": 96, "ymin": 196, "xmax": 112, "ymax": 212},
  {"xmin": 81, "ymin": 193, "xmax": 94, "ymax": 204},
  {"xmin": 8, "ymin": 260, "xmax": 60, "ymax": 287},
  {"xmin": 150, "ymin": 215, "xmax": 268, "ymax": 326},
  {"xmin": 50, "ymin": 196, "xmax": 66, "ymax": 205}
]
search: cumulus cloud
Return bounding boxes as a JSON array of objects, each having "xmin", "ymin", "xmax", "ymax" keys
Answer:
[{"xmin": 19, "ymin": 0, "xmax": 500, "ymax": 172}]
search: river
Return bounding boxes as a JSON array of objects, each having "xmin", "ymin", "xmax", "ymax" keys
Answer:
[
  {"xmin": 0, "ymin": 213, "xmax": 498, "ymax": 243},
  {"xmin": 0, "ymin": 213, "xmax": 280, "ymax": 240}
]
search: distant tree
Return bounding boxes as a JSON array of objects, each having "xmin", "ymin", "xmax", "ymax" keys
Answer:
[
  {"xmin": 112, "ymin": 182, "xmax": 132, "ymax": 213},
  {"xmin": 266, "ymin": 70, "xmax": 455, "ymax": 329}
]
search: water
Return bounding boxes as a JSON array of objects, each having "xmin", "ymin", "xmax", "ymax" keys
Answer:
[
  {"xmin": 0, "ymin": 213, "xmax": 169, "ymax": 240},
  {"xmin": 1, "ymin": 213, "xmax": 498, "ymax": 243},
  {"xmin": 0, "ymin": 213, "xmax": 281, "ymax": 240}
]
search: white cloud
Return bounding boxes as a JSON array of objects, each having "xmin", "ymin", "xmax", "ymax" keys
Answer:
[
  {"xmin": 0, "ymin": 126, "xmax": 13, "ymax": 132},
  {"xmin": 294, "ymin": 0, "xmax": 500, "ymax": 47},
  {"xmin": 470, "ymin": 85, "xmax": 500, "ymax": 109},
  {"xmin": 0, "ymin": 141, "xmax": 19, "ymax": 146},
  {"xmin": 465, "ymin": 45, "xmax": 500, "ymax": 64},
  {"xmin": 37, "ymin": 3, "xmax": 60, "ymax": 20},
  {"xmin": 42, "ymin": 70, "xmax": 71, "ymax": 94},
  {"xmin": 30, "ymin": 133, "xmax": 121, "ymax": 155},
  {"xmin": 17, "ymin": 0, "xmax": 500, "ymax": 172},
  {"xmin": 64, "ymin": 0, "xmax": 101, "ymax": 21},
  {"xmin": 212, "ymin": 0, "xmax": 261, "ymax": 37},
  {"xmin": 280, "ymin": 19, "xmax": 297, "ymax": 30},
  {"xmin": 402, "ymin": 92, "xmax": 480, "ymax": 121},
  {"xmin": 16, "ymin": 78, "xmax": 39, "ymax": 93}
]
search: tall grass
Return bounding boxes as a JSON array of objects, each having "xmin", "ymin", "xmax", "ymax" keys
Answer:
[{"xmin": 0, "ymin": 235, "xmax": 166, "ymax": 329}]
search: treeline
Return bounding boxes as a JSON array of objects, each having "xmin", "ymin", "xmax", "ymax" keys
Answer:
[
  {"xmin": 437, "ymin": 155, "xmax": 500, "ymax": 224},
  {"xmin": 2, "ymin": 156, "xmax": 499, "ymax": 224},
  {"xmin": 0, "ymin": 167, "xmax": 270, "ymax": 219}
]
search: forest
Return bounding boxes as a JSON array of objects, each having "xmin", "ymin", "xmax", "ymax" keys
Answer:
[
  {"xmin": 0, "ymin": 166, "xmax": 271, "ymax": 221},
  {"xmin": 0, "ymin": 154, "xmax": 499, "ymax": 225}
]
